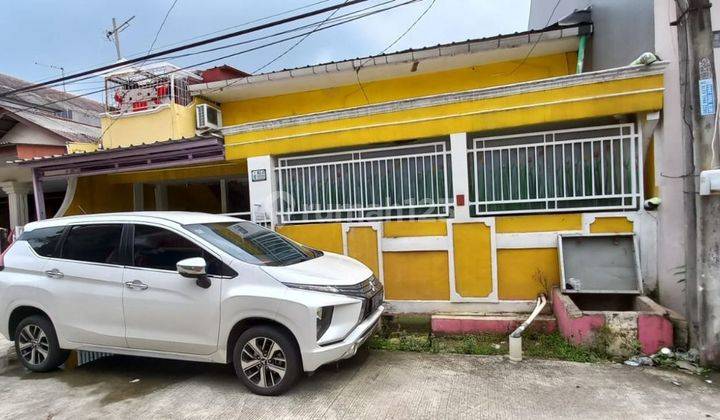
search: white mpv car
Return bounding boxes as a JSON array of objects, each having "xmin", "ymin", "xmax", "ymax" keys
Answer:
[{"xmin": 0, "ymin": 212, "xmax": 384, "ymax": 395}]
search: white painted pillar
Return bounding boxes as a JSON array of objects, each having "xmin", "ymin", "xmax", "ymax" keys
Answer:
[
  {"xmin": 450, "ymin": 132, "xmax": 470, "ymax": 221},
  {"xmin": 154, "ymin": 184, "xmax": 168, "ymax": 211},
  {"xmin": 132, "ymin": 183, "xmax": 144, "ymax": 211},
  {"xmin": 247, "ymin": 155, "xmax": 277, "ymax": 226},
  {"xmin": 0, "ymin": 182, "xmax": 31, "ymax": 229}
]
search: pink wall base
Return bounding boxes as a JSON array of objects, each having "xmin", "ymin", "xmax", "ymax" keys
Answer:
[
  {"xmin": 552, "ymin": 288, "xmax": 675, "ymax": 355},
  {"xmin": 638, "ymin": 314, "xmax": 674, "ymax": 355},
  {"xmin": 552, "ymin": 288, "xmax": 605, "ymax": 345},
  {"xmin": 431, "ymin": 316, "xmax": 557, "ymax": 335}
]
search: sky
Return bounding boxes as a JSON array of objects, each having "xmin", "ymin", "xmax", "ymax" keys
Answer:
[{"xmin": 0, "ymin": 0, "xmax": 532, "ymax": 100}]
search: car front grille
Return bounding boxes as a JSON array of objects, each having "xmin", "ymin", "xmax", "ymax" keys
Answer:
[
  {"xmin": 335, "ymin": 275, "xmax": 383, "ymax": 299},
  {"xmin": 336, "ymin": 275, "xmax": 384, "ymax": 321}
]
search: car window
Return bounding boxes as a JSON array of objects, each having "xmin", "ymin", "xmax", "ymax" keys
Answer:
[
  {"xmin": 61, "ymin": 224, "xmax": 123, "ymax": 265},
  {"xmin": 19, "ymin": 226, "xmax": 66, "ymax": 257},
  {"xmin": 184, "ymin": 221, "xmax": 322, "ymax": 266},
  {"xmin": 132, "ymin": 224, "xmax": 229, "ymax": 276}
]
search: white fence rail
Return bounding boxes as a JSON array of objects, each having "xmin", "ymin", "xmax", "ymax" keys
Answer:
[
  {"xmin": 277, "ymin": 142, "xmax": 452, "ymax": 223},
  {"xmin": 468, "ymin": 124, "xmax": 641, "ymax": 215}
]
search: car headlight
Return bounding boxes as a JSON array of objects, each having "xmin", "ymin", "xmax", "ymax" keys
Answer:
[
  {"xmin": 316, "ymin": 306, "xmax": 334, "ymax": 340},
  {"xmin": 283, "ymin": 282, "xmax": 340, "ymax": 294}
]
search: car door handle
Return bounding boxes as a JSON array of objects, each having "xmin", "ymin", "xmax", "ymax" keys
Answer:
[
  {"xmin": 44, "ymin": 269, "xmax": 64, "ymax": 279},
  {"xmin": 125, "ymin": 280, "xmax": 149, "ymax": 291}
]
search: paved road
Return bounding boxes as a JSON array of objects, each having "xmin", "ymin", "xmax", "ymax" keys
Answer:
[{"xmin": 0, "ymin": 347, "xmax": 718, "ymax": 419}]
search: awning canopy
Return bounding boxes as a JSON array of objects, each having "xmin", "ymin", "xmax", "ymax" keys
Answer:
[
  {"xmin": 13, "ymin": 135, "xmax": 225, "ymax": 221},
  {"xmin": 15, "ymin": 136, "xmax": 225, "ymax": 181}
]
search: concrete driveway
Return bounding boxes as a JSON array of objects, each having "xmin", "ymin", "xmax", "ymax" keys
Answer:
[{"xmin": 0, "ymin": 347, "xmax": 718, "ymax": 419}]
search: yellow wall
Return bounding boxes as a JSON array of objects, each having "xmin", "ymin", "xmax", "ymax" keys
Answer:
[
  {"xmin": 110, "ymin": 162, "xmax": 247, "ymax": 184},
  {"xmin": 64, "ymin": 162, "xmax": 248, "ymax": 215},
  {"xmin": 276, "ymin": 223, "xmax": 344, "ymax": 254},
  {"xmin": 101, "ymin": 101, "xmax": 197, "ymax": 149},
  {"xmin": 347, "ymin": 227, "xmax": 380, "ymax": 278},
  {"xmin": 383, "ymin": 220, "xmax": 447, "ymax": 237},
  {"xmin": 452, "ymin": 223, "xmax": 493, "ymax": 298},
  {"xmin": 65, "ymin": 175, "xmax": 134, "ymax": 216},
  {"xmin": 223, "ymin": 75, "xmax": 664, "ymax": 160},
  {"xmin": 222, "ymin": 53, "xmax": 576, "ymax": 125},
  {"xmin": 267, "ymin": 210, "xmax": 636, "ymax": 303},
  {"xmin": 383, "ymin": 251, "xmax": 450, "ymax": 300},
  {"xmin": 497, "ymin": 248, "xmax": 560, "ymax": 300},
  {"xmin": 66, "ymin": 142, "xmax": 99, "ymax": 154},
  {"xmin": 645, "ymin": 139, "xmax": 659, "ymax": 199},
  {"xmin": 589, "ymin": 217, "xmax": 634, "ymax": 233},
  {"xmin": 496, "ymin": 213, "xmax": 582, "ymax": 233}
]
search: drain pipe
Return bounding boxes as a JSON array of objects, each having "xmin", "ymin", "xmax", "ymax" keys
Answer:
[
  {"xmin": 508, "ymin": 294, "xmax": 547, "ymax": 362},
  {"xmin": 576, "ymin": 34, "xmax": 587, "ymax": 74}
]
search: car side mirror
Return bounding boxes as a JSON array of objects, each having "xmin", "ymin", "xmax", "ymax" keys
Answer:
[
  {"xmin": 177, "ymin": 257, "xmax": 207, "ymax": 277},
  {"xmin": 177, "ymin": 257, "xmax": 211, "ymax": 289}
]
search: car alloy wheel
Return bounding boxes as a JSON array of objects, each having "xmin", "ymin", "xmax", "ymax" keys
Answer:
[
  {"xmin": 239, "ymin": 336, "xmax": 287, "ymax": 388},
  {"xmin": 17, "ymin": 324, "xmax": 50, "ymax": 366}
]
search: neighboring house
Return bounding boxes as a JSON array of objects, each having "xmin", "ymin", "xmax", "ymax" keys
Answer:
[
  {"xmin": 0, "ymin": 73, "xmax": 102, "ymax": 232},
  {"xmin": 17, "ymin": 16, "xmax": 668, "ymax": 315}
]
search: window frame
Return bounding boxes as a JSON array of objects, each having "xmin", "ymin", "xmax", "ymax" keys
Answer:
[
  {"xmin": 276, "ymin": 140, "xmax": 453, "ymax": 224},
  {"xmin": 19, "ymin": 225, "xmax": 68, "ymax": 259},
  {"xmin": 467, "ymin": 123, "xmax": 642, "ymax": 216},
  {"xmin": 125, "ymin": 223, "xmax": 236, "ymax": 278},
  {"xmin": 55, "ymin": 223, "xmax": 129, "ymax": 267}
]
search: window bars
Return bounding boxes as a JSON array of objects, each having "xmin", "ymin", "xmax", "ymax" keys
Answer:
[
  {"xmin": 277, "ymin": 142, "xmax": 452, "ymax": 223},
  {"xmin": 104, "ymin": 63, "xmax": 200, "ymax": 115},
  {"xmin": 468, "ymin": 124, "xmax": 641, "ymax": 215}
]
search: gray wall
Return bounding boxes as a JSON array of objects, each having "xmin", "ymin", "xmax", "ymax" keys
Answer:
[{"xmin": 529, "ymin": 0, "xmax": 655, "ymax": 70}]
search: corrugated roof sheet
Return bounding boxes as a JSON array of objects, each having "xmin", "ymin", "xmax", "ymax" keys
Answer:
[
  {"xmin": 0, "ymin": 72, "xmax": 102, "ymax": 144},
  {"xmin": 190, "ymin": 22, "xmax": 592, "ymax": 95},
  {"xmin": 0, "ymin": 102, "xmax": 100, "ymax": 143},
  {"xmin": 0, "ymin": 73, "xmax": 103, "ymax": 114}
]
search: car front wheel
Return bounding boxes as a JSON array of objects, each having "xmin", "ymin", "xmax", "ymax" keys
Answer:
[
  {"xmin": 14, "ymin": 315, "xmax": 69, "ymax": 372},
  {"xmin": 233, "ymin": 325, "xmax": 301, "ymax": 396}
]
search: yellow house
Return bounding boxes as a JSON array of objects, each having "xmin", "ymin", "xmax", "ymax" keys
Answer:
[{"xmin": 19, "ymin": 22, "xmax": 665, "ymax": 314}]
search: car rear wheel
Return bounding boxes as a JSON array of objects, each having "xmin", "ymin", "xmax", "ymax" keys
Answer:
[
  {"xmin": 233, "ymin": 325, "xmax": 301, "ymax": 396},
  {"xmin": 14, "ymin": 315, "xmax": 69, "ymax": 372}
]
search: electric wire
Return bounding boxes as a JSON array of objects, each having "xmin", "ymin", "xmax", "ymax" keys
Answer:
[
  {"xmin": 3, "ymin": 0, "xmax": 412, "ymax": 116},
  {"xmin": 18, "ymin": 0, "xmax": 404, "ymax": 96},
  {"xmin": 506, "ymin": 0, "xmax": 562, "ymax": 76},
  {"xmin": 252, "ymin": 0, "xmax": 349, "ymax": 74},
  {"xmin": 355, "ymin": 0, "xmax": 436, "ymax": 103},
  {"xmin": 25, "ymin": 0, "xmax": 335, "ymax": 87},
  {"xmin": 0, "ymin": 0, "xmax": 372, "ymax": 98}
]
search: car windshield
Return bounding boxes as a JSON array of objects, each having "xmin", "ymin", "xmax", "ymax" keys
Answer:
[{"xmin": 184, "ymin": 221, "xmax": 322, "ymax": 266}]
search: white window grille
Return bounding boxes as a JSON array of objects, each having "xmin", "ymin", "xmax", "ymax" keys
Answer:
[
  {"xmin": 468, "ymin": 124, "xmax": 641, "ymax": 215},
  {"xmin": 277, "ymin": 142, "xmax": 452, "ymax": 223}
]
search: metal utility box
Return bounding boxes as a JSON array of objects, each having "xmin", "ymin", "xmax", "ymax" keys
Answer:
[{"xmin": 558, "ymin": 233, "xmax": 642, "ymax": 294}]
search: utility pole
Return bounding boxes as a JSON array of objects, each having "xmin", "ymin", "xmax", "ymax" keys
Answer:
[
  {"xmin": 675, "ymin": 0, "xmax": 720, "ymax": 366},
  {"xmin": 105, "ymin": 16, "xmax": 135, "ymax": 61}
]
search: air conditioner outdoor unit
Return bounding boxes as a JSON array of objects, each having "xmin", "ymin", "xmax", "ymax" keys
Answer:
[{"xmin": 196, "ymin": 104, "xmax": 222, "ymax": 130}]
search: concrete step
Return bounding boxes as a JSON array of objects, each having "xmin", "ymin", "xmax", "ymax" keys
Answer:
[{"xmin": 431, "ymin": 314, "xmax": 557, "ymax": 335}]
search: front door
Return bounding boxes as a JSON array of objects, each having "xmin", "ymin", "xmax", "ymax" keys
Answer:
[{"xmin": 122, "ymin": 224, "xmax": 222, "ymax": 355}]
